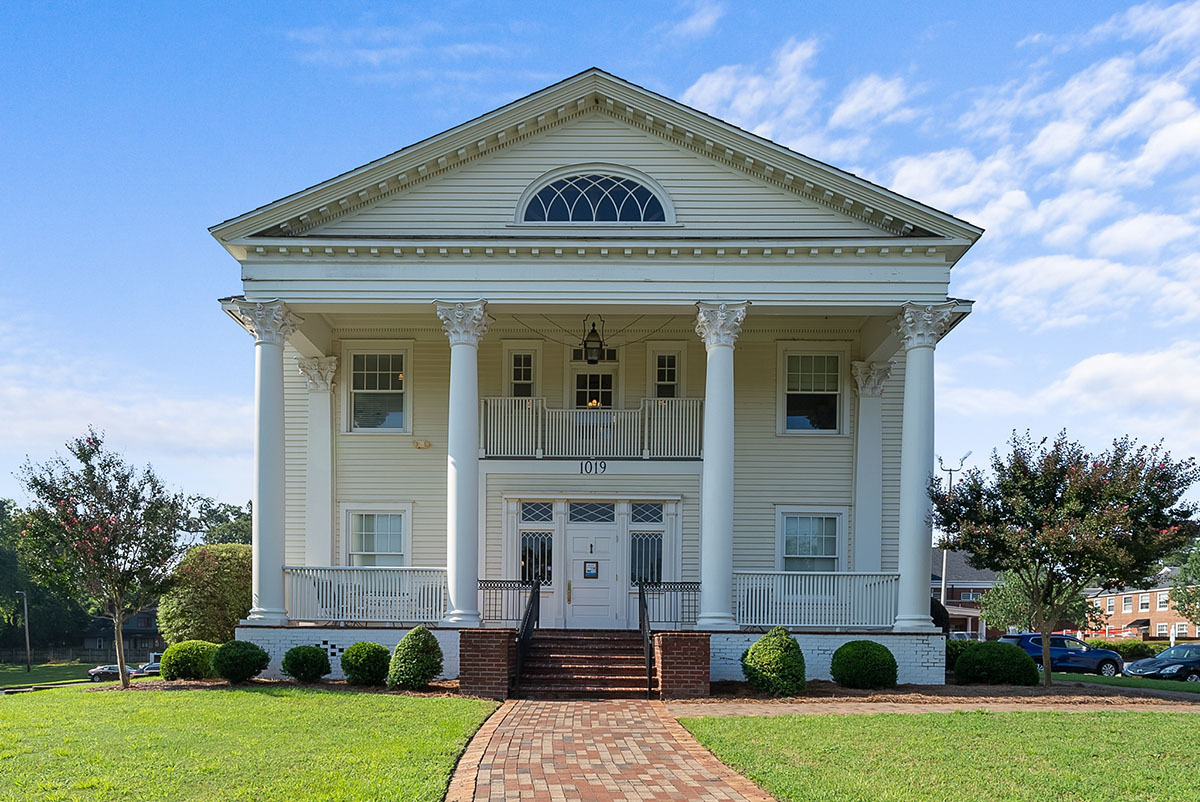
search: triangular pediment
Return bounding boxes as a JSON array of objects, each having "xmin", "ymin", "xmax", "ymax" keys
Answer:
[{"xmin": 210, "ymin": 69, "xmax": 981, "ymax": 250}]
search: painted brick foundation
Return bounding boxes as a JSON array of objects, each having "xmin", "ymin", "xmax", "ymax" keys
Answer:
[
  {"xmin": 459, "ymin": 628, "xmax": 516, "ymax": 700},
  {"xmin": 235, "ymin": 626, "xmax": 460, "ymax": 681},
  {"xmin": 710, "ymin": 632, "xmax": 945, "ymax": 685},
  {"xmin": 654, "ymin": 632, "xmax": 709, "ymax": 698}
]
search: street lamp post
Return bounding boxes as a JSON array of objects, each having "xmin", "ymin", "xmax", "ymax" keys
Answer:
[
  {"xmin": 936, "ymin": 451, "xmax": 972, "ymax": 604},
  {"xmin": 14, "ymin": 590, "xmax": 31, "ymax": 673}
]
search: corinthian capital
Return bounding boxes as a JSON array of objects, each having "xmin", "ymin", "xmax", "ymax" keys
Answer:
[
  {"xmin": 894, "ymin": 301, "xmax": 957, "ymax": 350},
  {"xmin": 435, "ymin": 299, "xmax": 488, "ymax": 346},
  {"xmin": 296, "ymin": 356, "xmax": 338, "ymax": 392},
  {"xmin": 852, "ymin": 361, "xmax": 893, "ymax": 397},
  {"xmin": 695, "ymin": 301, "xmax": 748, "ymax": 348},
  {"xmin": 231, "ymin": 300, "xmax": 302, "ymax": 346}
]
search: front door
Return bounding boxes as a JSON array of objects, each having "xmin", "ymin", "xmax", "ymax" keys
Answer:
[{"xmin": 564, "ymin": 504, "xmax": 623, "ymax": 628}]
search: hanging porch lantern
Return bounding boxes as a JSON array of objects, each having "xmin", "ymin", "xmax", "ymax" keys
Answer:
[{"xmin": 582, "ymin": 320, "xmax": 605, "ymax": 364}]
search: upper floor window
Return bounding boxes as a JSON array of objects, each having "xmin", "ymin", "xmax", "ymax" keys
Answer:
[
  {"xmin": 778, "ymin": 345, "xmax": 846, "ymax": 434},
  {"xmin": 343, "ymin": 340, "xmax": 413, "ymax": 434},
  {"xmin": 1140, "ymin": 593, "xmax": 1150, "ymax": 611},
  {"xmin": 523, "ymin": 173, "xmax": 666, "ymax": 223},
  {"xmin": 1158, "ymin": 591, "xmax": 1169, "ymax": 611}
]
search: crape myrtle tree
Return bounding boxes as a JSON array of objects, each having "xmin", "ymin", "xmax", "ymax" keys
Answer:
[
  {"xmin": 17, "ymin": 429, "xmax": 198, "ymax": 689},
  {"xmin": 931, "ymin": 431, "xmax": 1198, "ymax": 686},
  {"xmin": 1170, "ymin": 548, "xmax": 1200, "ymax": 633}
]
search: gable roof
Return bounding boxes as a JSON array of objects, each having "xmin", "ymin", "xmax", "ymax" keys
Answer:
[
  {"xmin": 210, "ymin": 68, "xmax": 982, "ymax": 255},
  {"xmin": 930, "ymin": 548, "xmax": 998, "ymax": 585}
]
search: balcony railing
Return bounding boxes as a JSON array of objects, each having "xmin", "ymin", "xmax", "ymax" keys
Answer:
[
  {"xmin": 480, "ymin": 397, "xmax": 703, "ymax": 459},
  {"xmin": 732, "ymin": 571, "xmax": 900, "ymax": 629},
  {"xmin": 283, "ymin": 566, "xmax": 447, "ymax": 625}
]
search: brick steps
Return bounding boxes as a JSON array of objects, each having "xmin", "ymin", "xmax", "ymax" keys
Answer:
[{"xmin": 518, "ymin": 629, "xmax": 653, "ymax": 699}]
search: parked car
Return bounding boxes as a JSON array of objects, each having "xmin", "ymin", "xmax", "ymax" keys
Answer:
[
  {"xmin": 87, "ymin": 665, "xmax": 137, "ymax": 682},
  {"xmin": 998, "ymin": 633, "xmax": 1123, "ymax": 676},
  {"xmin": 133, "ymin": 662, "xmax": 161, "ymax": 676},
  {"xmin": 1124, "ymin": 644, "xmax": 1200, "ymax": 682}
]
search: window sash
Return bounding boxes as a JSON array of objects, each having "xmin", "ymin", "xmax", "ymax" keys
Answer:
[
  {"xmin": 510, "ymin": 352, "xmax": 535, "ymax": 397},
  {"xmin": 349, "ymin": 352, "xmax": 408, "ymax": 431},
  {"xmin": 782, "ymin": 353, "xmax": 840, "ymax": 431},
  {"xmin": 348, "ymin": 513, "xmax": 406, "ymax": 566},
  {"xmin": 1157, "ymin": 622, "xmax": 1169, "ymax": 636},
  {"xmin": 1139, "ymin": 594, "xmax": 1150, "ymax": 611},
  {"xmin": 1107, "ymin": 597, "xmax": 1114, "ymax": 613},
  {"xmin": 519, "ymin": 530, "xmax": 553, "ymax": 585},
  {"xmin": 1123, "ymin": 596, "xmax": 1132, "ymax": 612},
  {"xmin": 1158, "ymin": 592, "xmax": 1169, "ymax": 610},
  {"xmin": 780, "ymin": 513, "xmax": 839, "ymax": 571}
]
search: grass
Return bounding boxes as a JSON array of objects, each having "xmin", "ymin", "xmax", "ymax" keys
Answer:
[
  {"xmin": 682, "ymin": 711, "xmax": 1200, "ymax": 802},
  {"xmin": 0, "ymin": 685, "xmax": 497, "ymax": 801},
  {"xmin": 1052, "ymin": 671, "xmax": 1200, "ymax": 694},
  {"xmin": 0, "ymin": 662, "xmax": 93, "ymax": 689}
]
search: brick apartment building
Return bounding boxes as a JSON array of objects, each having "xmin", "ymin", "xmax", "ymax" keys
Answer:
[{"xmin": 1086, "ymin": 568, "xmax": 1198, "ymax": 640}]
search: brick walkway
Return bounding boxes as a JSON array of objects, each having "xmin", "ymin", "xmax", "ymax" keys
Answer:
[{"xmin": 446, "ymin": 699, "xmax": 774, "ymax": 801}]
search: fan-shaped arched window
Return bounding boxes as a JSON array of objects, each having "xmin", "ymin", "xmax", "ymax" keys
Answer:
[{"xmin": 523, "ymin": 173, "xmax": 667, "ymax": 223}]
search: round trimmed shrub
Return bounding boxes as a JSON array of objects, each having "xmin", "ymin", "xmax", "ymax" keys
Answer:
[
  {"xmin": 741, "ymin": 626, "xmax": 806, "ymax": 696},
  {"xmin": 212, "ymin": 640, "xmax": 270, "ymax": 683},
  {"xmin": 387, "ymin": 626, "xmax": 444, "ymax": 690},
  {"xmin": 946, "ymin": 638, "xmax": 980, "ymax": 671},
  {"xmin": 954, "ymin": 640, "xmax": 1038, "ymax": 685},
  {"xmin": 161, "ymin": 640, "xmax": 218, "ymax": 680},
  {"xmin": 282, "ymin": 645, "xmax": 331, "ymax": 683},
  {"xmin": 830, "ymin": 640, "xmax": 898, "ymax": 689},
  {"xmin": 341, "ymin": 641, "xmax": 391, "ymax": 686}
]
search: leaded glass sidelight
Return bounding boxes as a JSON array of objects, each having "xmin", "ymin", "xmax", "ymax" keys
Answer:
[{"xmin": 523, "ymin": 174, "xmax": 666, "ymax": 222}]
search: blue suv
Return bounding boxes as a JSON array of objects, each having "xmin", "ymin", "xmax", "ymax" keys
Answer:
[{"xmin": 998, "ymin": 633, "xmax": 1123, "ymax": 676}]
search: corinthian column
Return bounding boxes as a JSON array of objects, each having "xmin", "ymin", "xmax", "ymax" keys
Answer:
[
  {"xmin": 695, "ymin": 301, "xmax": 748, "ymax": 631},
  {"xmin": 296, "ymin": 357, "xmax": 337, "ymax": 567},
  {"xmin": 893, "ymin": 301, "xmax": 956, "ymax": 632},
  {"xmin": 852, "ymin": 361, "xmax": 892, "ymax": 572},
  {"xmin": 231, "ymin": 299, "xmax": 301, "ymax": 625},
  {"xmin": 436, "ymin": 300, "xmax": 488, "ymax": 627}
]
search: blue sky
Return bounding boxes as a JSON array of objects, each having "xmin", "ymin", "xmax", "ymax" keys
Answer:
[{"xmin": 2, "ymin": 1, "xmax": 1198, "ymax": 502}]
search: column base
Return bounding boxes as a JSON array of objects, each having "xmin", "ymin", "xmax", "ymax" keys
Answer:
[
  {"xmin": 892, "ymin": 614, "xmax": 939, "ymax": 633},
  {"xmin": 242, "ymin": 608, "xmax": 289, "ymax": 627},
  {"xmin": 440, "ymin": 610, "xmax": 483, "ymax": 628},
  {"xmin": 695, "ymin": 612, "xmax": 739, "ymax": 631}
]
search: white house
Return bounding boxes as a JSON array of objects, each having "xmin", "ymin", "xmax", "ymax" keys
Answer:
[{"xmin": 212, "ymin": 69, "xmax": 981, "ymax": 689}]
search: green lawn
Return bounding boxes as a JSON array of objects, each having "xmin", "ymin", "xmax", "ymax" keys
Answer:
[
  {"xmin": 0, "ymin": 685, "xmax": 497, "ymax": 801},
  {"xmin": 0, "ymin": 662, "xmax": 92, "ymax": 689},
  {"xmin": 682, "ymin": 712, "xmax": 1200, "ymax": 802},
  {"xmin": 1052, "ymin": 672, "xmax": 1200, "ymax": 694}
]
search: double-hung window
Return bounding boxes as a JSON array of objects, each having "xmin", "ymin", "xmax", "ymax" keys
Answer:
[
  {"xmin": 1140, "ymin": 593, "xmax": 1150, "ymax": 612},
  {"xmin": 1158, "ymin": 591, "xmax": 1170, "ymax": 611},
  {"xmin": 348, "ymin": 510, "xmax": 408, "ymax": 566},
  {"xmin": 503, "ymin": 341, "xmax": 541, "ymax": 399},
  {"xmin": 1106, "ymin": 596, "xmax": 1114, "ymax": 614},
  {"xmin": 1176, "ymin": 622, "xmax": 1188, "ymax": 638},
  {"xmin": 777, "ymin": 508, "xmax": 844, "ymax": 571},
  {"xmin": 778, "ymin": 345, "xmax": 846, "ymax": 434},
  {"xmin": 1123, "ymin": 596, "xmax": 1132, "ymax": 613},
  {"xmin": 646, "ymin": 342, "xmax": 687, "ymax": 400},
  {"xmin": 1157, "ymin": 622, "xmax": 1169, "ymax": 637},
  {"xmin": 344, "ymin": 341, "xmax": 413, "ymax": 433}
]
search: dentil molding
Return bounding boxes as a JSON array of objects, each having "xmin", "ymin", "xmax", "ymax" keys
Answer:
[
  {"xmin": 435, "ymin": 299, "xmax": 489, "ymax": 345},
  {"xmin": 695, "ymin": 301, "xmax": 749, "ymax": 348}
]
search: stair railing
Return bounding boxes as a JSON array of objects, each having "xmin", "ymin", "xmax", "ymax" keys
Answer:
[
  {"xmin": 638, "ymin": 582, "xmax": 654, "ymax": 699},
  {"xmin": 514, "ymin": 581, "xmax": 540, "ymax": 687}
]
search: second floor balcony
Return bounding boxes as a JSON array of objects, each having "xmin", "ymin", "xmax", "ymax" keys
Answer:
[{"xmin": 479, "ymin": 397, "xmax": 703, "ymax": 459}]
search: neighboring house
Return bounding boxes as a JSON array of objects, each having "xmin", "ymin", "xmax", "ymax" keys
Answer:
[
  {"xmin": 1086, "ymin": 568, "xmax": 1198, "ymax": 640},
  {"xmin": 211, "ymin": 69, "xmax": 982, "ymax": 687},
  {"xmin": 82, "ymin": 608, "xmax": 166, "ymax": 656},
  {"xmin": 930, "ymin": 548, "xmax": 999, "ymax": 639}
]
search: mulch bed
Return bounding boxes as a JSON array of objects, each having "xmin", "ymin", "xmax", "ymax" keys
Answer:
[{"xmin": 86, "ymin": 678, "xmax": 468, "ymax": 697}]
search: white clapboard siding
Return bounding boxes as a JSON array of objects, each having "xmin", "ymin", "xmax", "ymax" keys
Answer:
[
  {"xmin": 880, "ymin": 352, "xmax": 906, "ymax": 571},
  {"xmin": 307, "ymin": 114, "xmax": 887, "ymax": 239},
  {"xmin": 283, "ymin": 345, "xmax": 310, "ymax": 566}
]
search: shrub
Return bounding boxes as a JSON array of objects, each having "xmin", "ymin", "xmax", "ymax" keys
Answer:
[
  {"xmin": 930, "ymin": 597, "xmax": 951, "ymax": 634},
  {"xmin": 1085, "ymin": 639, "xmax": 1155, "ymax": 661},
  {"xmin": 954, "ymin": 640, "xmax": 1038, "ymax": 685},
  {"xmin": 212, "ymin": 640, "xmax": 270, "ymax": 683},
  {"xmin": 741, "ymin": 627, "xmax": 806, "ymax": 696},
  {"xmin": 387, "ymin": 626, "xmax": 444, "ymax": 690},
  {"xmin": 341, "ymin": 641, "xmax": 391, "ymax": 686},
  {"xmin": 282, "ymin": 645, "xmax": 331, "ymax": 683},
  {"xmin": 830, "ymin": 640, "xmax": 898, "ymax": 689},
  {"xmin": 946, "ymin": 638, "xmax": 981, "ymax": 671},
  {"xmin": 157, "ymin": 544, "xmax": 252, "ymax": 645},
  {"xmin": 160, "ymin": 639, "xmax": 218, "ymax": 680}
]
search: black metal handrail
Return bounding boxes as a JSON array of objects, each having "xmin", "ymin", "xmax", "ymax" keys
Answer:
[
  {"xmin": 479, "ymin": 579, "xmax": 540, "ymax": 625},
  {"xmin": 636, "ymin": 581, "xmax": 701, "ymax": 629},
  {"xmin": 514, "ymin": 581, "xmax": 540, "ymax": 686},
  {"xmin": 638, "ymin": 582, "xmax": 654, "ymax": 699}
]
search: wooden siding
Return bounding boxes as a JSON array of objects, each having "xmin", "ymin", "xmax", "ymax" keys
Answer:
[{"xmin": 283, "ymin": 344, "xmax": 309, "ymax": 565}]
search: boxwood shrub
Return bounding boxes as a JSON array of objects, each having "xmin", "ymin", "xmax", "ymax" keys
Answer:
[
  {"xmin": 946, "ymin": 638, "xmax": 981, "ymax": 670},
  {"xmin": 212, "ymin": 640, "xmax": 270, "ymax": 683},
  {"xmin": 1084, "ymin": 638, "xmax": 1156, "ymax": 661},
  {"xmin": 830, "ymin": 640, "xmax": 898, "ymax": 689},
  {"xmin": 741, "ymin": 626, "xmax": 806, "ymax": 696},
  {"xmin": 341, "ymin": 641, "xmax": 391, "ymax": 686},
  {"xmin": 954, "ymin": 640, "xmax": 1038, "ymax": 685},
  {"xmin": 388, "ymin": 626, "xmax": 444, "ymax": 690},
  {"xmin": 160, "ymin": 640, "xmax": 218, "ymax": 680},
  {"xmin": 282, "ymin": 645, "xmax": 331, "ymax": 683}
]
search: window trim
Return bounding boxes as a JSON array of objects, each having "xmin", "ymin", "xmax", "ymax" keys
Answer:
[
  {"xmin": 776, "ymin": 341, "xmax": 851, "ymax": 436},
  {"xmin": 1157, "ymin": 622, "xmax": 1169, "ymax": 637},
  {"xmin": 512, "ymin": 163, "xmax": 677, "ymax": 226},
  {"xmin": 1140, "ymin": 593, "xmax": 1150, "ymax": 612},
  {"xmin": 340, "ymin": 339, "xmax": 415, "ymax": 435},
  {"xmin": 645, "ymin": 340, "xmax": 688, "ymax": 400},
  {"xmin": 1176, "ymin": 622, "xmax": 1188, "ymax": 637},
  {"xmin": 502, "ymin": 339, "xmax": 543, "ymax": 399},
  {"xmin": 340, "ymin": 502, "xmax": 413, "ymax": 567},
  {"xmin": 1107, "ymin": 596, "xmax": 1114, "ymax": 614},
  {"xmin": 1158, "ymin": 591, "xmax": 1170, "ymax": 611},
  {"xmin": 1123, "ymin": 595, "xmax": 1133, "ymax": 613},
  {"xmin": 774, "ymin": 505, "xmax": 849, "ymax": 572}
]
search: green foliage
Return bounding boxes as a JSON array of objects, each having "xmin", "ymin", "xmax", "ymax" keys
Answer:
[
  {"xmin": 196, "ymin": 499, "xmax": 252, "ymax": 545},
  {"xmin": 161, "ymin": 639, "xmax": 218, "ymax": 680},
  {"xmin": 829, "ymin": 640, "xmax": 898, "ymax": 689},
  {"xmin": 282, "ymin": 645, "xmax": 330, "ymax": 683},
  {"xmin": 932, "ymin": 431, "xmax": 1199, "ymax": 685},
  {"xmin": 387, "ymin": 626, "xmax": 444, "ymax": 690},
  {"xmin": 157, "ymin": 544, "xmax": 251, "ymax": 645},
  {"xmin": 1170, "ymin": 548, "xmax": 1200, "ymax": 627},
  {"xmin": 212, "ymin": 640, "xmax": 270, "ymax": 683},
  {"xmin": 954, "ymin": 640, "xmax": 1038, "ymax": 685},
  {"xmin": 741, "ymin": 627, "xmax": 806, "ymax": 696},
  {"xmin": 980, "ymin": 573, "xmax": 1104, "ymax": 633},
  {"xmin": 0, "ymin": 500, "xmax": 90, "ymax": 647},
  {"xmin": 930, "ymin": 597, "xmax": 951, "ymax": 634},
  {"xmin": 946, "ymin": 638, "xmax": 980, "ymax": 670},
  {"xmin": 1084, "ymin": 638, "xmax": 1156, "ymax": 661},
  {"xmin": 341, "ymin": 641, "xmax": 391, "ymax": 686}
]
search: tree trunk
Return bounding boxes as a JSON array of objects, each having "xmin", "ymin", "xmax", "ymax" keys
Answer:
[
  {"xmin": 1040, "ymin": 625, "xmax": 1053, "ymax": 687},
  {"xmin": 113, "ymin": 616, "xmax": 130, "ymax": 690}
]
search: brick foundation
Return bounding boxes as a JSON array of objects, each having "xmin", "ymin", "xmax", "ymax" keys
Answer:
[
  {"xmin": 459, "ymin": 628, "xmax": 516, "ymax": 699},
  {"xmin": 709, "ymin": 631, "xmax": 945, "ymax": 685},
  {"xmin": 234, "ymin": 626, "xmax": 459, "ymax": 681},
  {"xmin": 654, "ymin": 631, "xmax": 710, "ymax": 699}
]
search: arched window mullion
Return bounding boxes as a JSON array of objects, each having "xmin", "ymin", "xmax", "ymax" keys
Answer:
[{"xmin": 521, "ymin": 172, "xmax": 667, "ymax": 223}]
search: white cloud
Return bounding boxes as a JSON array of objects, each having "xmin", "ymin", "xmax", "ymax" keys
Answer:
[
  {"xmin": 1025, "ymin": 120, "xmax": 1087, "ymax": 165},
  {"xmin": 888, "ymin": 148, "xmax": 1019, "ymax": 211},
  {"xmin": 828, "ymin": 75, "xmax": 912, "ymax": 128},
  {"xmin": 670, "ymin": 1, "xmax": 725, "ymax": 38},
  {"xmin": 1092, "ymin": 212, "xmax": 1198, "ymax": 257}
]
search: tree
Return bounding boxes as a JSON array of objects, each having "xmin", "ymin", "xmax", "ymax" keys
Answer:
[
  {"xmin": 157, "ymin": 543, "xmax": 251, "ymax": 644},
  {"xmin": 979, "ymin": 573, "xmax": 1104, "ymax": 634},
  {"xmin": 197, "ymin": 500, "xmax": 252, "ymax": 545},
  {"xmin": 17, "ymin": 430, "xmax": 198, "ymax": 688},
  {"xmin": 1170, "ymin": 548, "xmax": 1200, "ymax": 631},
  {"xmin": 931, "ymin": 431, "xmax": 1198, "ymax": 685}
]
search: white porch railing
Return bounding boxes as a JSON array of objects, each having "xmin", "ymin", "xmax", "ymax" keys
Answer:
[
  {"xmin": 479, "ymin": 397, "xmax": 703, "ymax": 459},
  {"xmin": 283, "ymin": 566, "xmax": 447, "ymax": 624},
  {"xmin": 732, "ymin": 571, "xmax": 900, "ymax": 628}
]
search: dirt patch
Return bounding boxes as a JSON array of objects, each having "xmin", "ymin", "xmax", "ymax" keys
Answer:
[{"xmin": 86, "ymin": 677, "xmax": 471, "ymax": 697}]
